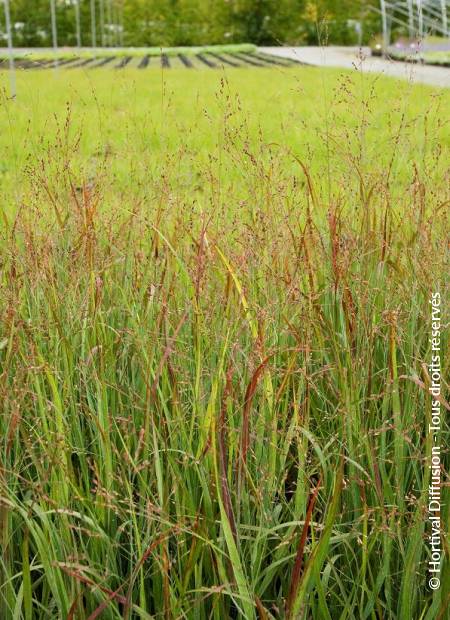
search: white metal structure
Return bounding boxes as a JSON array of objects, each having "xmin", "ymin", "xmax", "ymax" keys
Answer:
[
  {"xmin": 75, "ymin": 0, "xmax": 81, "ymax": 47},
  {"xmin": 1, "ymin": 0, "xmax": 126, "ymax": 96},
  {"xmin": 90, "ymin": 0, "xmax": 96, "ymax": 49},
  {"xmin": 50, "ymin": 0, "xmax": 58, "ymax": 67},
  {"xmin": 2, "ymin": 0, "xmax": 15, "ymax": 97},
  {"xmin": 99, "ymin": 0, "xmax": 105, "ymax": 46},
  {"xmin": 376, "ymin": 0, "xmax": 450, "ymax": 48}
]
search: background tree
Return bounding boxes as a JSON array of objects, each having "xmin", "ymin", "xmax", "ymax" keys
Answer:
[{"xmin": 0, "ymin": 0, "xmax": 384, "ymax": 48}]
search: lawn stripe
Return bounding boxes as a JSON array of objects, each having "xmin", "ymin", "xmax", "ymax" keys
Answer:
[
  {"xmin": 138, "ymin": 55, "xmax": 150, "ymax": 69},
  {"xmin": 196, "ymin": 54, "xmax": 216, "ymax": 68},
  {"xmin": 178, "ymin": 54, "xmax": 193, "ymax": 68},
  {"xmin": 93, "ymin": 56, "xmax": 115, "ymax": 68},
  {"xmin": 7, "ymin": 59, "xmax": 40, "ymax": 70},
  {"xmin": 55, "ymin": 56, "xmax": 81, "ymax": 67},
  {"xmin": 116, "ymin": 56, "xmax": 132, "ymax": 69},
  {"xmin": 30, "ymin": 58, "xmax": 56, "ymax": 69},
  {"xmin": 233, "ymin": 53, "xmax": 267, "ymax": 67},
  {"xmin": 209, "ymin": 52, "xmax": 241, "ymax": 67},
  {"xmin": 28, "ymin": 56, "xmax": 80, "ymax": 69},
  {"xmin": 251, "ymin": 53, "xmax": 294, "ymax": 67},
  {"xmin": 69, "ymin": 57, "xmax": 97, "ymax": 68}
]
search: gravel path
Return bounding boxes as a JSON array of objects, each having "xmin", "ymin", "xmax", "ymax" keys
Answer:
[{"xmin": 259, "ymin": 46, "xmax": 450, "ymax": 88}]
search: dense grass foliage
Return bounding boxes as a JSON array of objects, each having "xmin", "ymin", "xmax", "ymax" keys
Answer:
[{"xmin": 0, "ymin": 66, "xmax": 449, "ymax": 618}]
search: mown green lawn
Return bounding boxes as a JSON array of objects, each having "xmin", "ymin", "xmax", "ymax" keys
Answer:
[
  {"xmin": 0, "ymin": 64, "xmax": 448, "ymax": 203},
  {"xmin": 0, "ymin": 65, "xmax": 448, "ymax": 619}
]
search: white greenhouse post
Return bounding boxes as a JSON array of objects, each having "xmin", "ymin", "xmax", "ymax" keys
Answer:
[
  {"xmin": 75, "ymin": 0, "xmax": 81, "ymax": 48},
  {"xmin": 416, "ymin": 0, "xmax": 423, "ymax": 40},
  {"xmin": 106, "ymin": 0, "xmax": 112, "ymax": 45},
  {"xmin": 3, "ymin": 0, "xmax": 16, "ymax": 98},
  {"xmin": 99, "ymin": 0, "xmax": 105, "ymax": 46},
  {"xmin": 90, "ymin": 0, "xmax": 97, "ymax": 51},
  {"xmin": 379, "ymin": 0, "xmax": 389, "ymax": 51},
  {"xmin": 50, "ymin": 0, "xmax": 58, "ymax": 68},
  {"xmin": 440, "ymin": 0, "xmax": 448, "ymax": 36},
  {"xmin": 407, "ymin": 0, "xmax": 414, "ymax": 39},
  {"xmin": 113, "ymin": 0, "xmax": 120, "ymax": 46},
  {"xmin": 111, "ymin": 0, "xmax": 117, "ymax": 46},
  {"xmin": 119, "ymin": 0, "xmax": 124, "ymax": 46}
]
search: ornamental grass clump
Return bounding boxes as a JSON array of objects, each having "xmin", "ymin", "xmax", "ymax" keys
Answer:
[{"xmin": 0, "ymin": 66, "xmax": 448, "ymax": 618}]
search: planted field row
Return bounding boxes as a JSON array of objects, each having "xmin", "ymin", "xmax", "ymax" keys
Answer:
[{"xmin": 0, "ymin": 52, "xmax": 305, "ymax": 71}]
